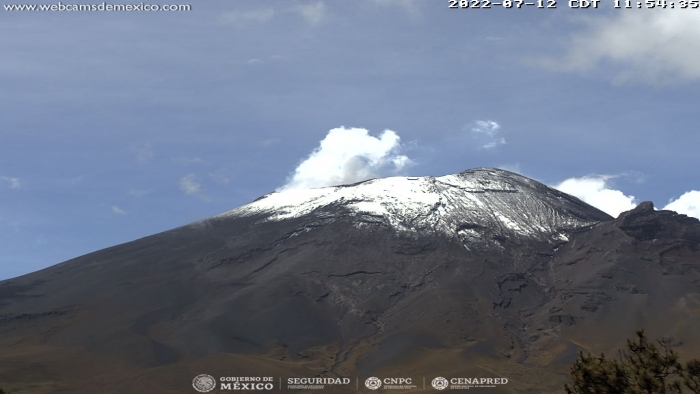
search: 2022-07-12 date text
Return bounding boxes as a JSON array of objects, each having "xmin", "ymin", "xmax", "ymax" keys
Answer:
[{"xmin": 449, "ymin": 0, "xmax": 698, "ymax": 8}]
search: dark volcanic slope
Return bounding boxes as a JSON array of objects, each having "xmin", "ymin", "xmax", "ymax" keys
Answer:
[{"xmin": 1, "ymin": 168, "xmax": 699, "ymax": 394}]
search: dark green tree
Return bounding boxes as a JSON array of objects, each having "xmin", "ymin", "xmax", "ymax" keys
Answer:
[{"xmin": 565, "ymin": 330, "xmax": 700, "ymax": 394}]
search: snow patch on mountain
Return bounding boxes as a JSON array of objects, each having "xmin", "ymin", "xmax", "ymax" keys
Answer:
[{"xmin": 216, "ymin": 168, "xmax": 610, "ymax": 242}]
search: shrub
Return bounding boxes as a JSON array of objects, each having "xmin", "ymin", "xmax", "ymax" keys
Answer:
[{"xmin": 565, "ymin": 330, "xmax": 700, "ymax": 394}]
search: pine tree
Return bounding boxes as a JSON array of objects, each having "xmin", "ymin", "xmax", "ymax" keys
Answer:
[{"xmin": 565, "ymin": 330, "xmax": 700, "ymax": 394}]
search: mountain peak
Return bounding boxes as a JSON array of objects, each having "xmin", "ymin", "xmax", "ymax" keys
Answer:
[{"xmin": 216, "ymin": 168, "xmax": 611, "ymax": 244}]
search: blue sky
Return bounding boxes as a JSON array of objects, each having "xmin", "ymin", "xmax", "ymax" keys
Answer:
[{"xmin": 1, "ymin": 0, "xmax": 699, "ymax": 280}]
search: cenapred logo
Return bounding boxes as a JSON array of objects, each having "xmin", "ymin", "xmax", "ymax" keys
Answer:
[
  {"xmin": 365, "ymin": 376, "xmax": 382, "ymax": 390},
  {"xmin": 431, "ymin": 377, "xmax": 449, "ymax": 391},
  {"xmin": 192, "ymin": 374, "xmax": 216, "ymax": 393},
  {"xmin": 431, "ymin": 376, "xmax": 509, "ymax": 390}
]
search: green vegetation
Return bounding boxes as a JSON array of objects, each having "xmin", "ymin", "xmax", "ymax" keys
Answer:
[{"xmin": 565, "ymin": 330, "xmax": 700, "ymax": 393}]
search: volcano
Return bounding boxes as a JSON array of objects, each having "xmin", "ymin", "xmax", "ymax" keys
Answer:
[{"xmin": 1, "ymin": 168, "xmax": 699, "ymax": 393}]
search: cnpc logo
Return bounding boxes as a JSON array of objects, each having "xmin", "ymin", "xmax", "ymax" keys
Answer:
[
  {"xmin": 365, "ymin": 377, "xmax": 382, "ymax": 390},
  {"xmin": 364, "ymin": 377, "xmax": 413, "ymax": 390}
]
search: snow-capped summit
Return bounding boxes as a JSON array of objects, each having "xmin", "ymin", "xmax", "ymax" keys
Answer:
[{"xmin": 217, "ymin": 168, "xmax": 612, "ymax": 243}]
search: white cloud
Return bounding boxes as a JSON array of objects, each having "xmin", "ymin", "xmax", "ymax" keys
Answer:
[
  {"xmin": 281, "ymin": 127, "xmax": 412, "ymax": 190},
  {"xmin": 131, "ymin": 143, "xmax": 154, "ymax": 164},
  {"xmin": 221, "ymin": 4, "xmax": 327, "ymax": 28},
  {"xmin": 547, "ymin": 11, "xmax": 700, "ymax": 85},
  {"xmin": 295, "ymin": 1, "xmax": 327, "ymax": 26},
  {"xmin": 179, "ymin": 174, "xmax": 202, "ymax": 195},
  {"xmin": 111, "ymin": 205, "xmax": 126, "ymax": 215},
  {"xmin": 554, "ymin": 175, "xmax": 637, "ymax": 218},
  {"xmin": 175, "ymin": 157, "xmax": 206, "ymax": 165},
  {"xmin": 219, "ymin": 8, "xmax": 275, "ymax": 28},
  {"xmin": 369, "ymin": 0, "xmax": 424, "ymax": 15},
  {"xmin": 209, "ymin": 170, "xmax": 232, "ymax": 185},
  {"xmin": 554, "ymin": 175, "xmax": 700, "ymax": 220},
  {"xmin": 128, "ymin": 189, "xmax": 153, "ymax": 197},
  {"xmin": 261, "ymin": 138, "xmax": 282, "ymax": 147},
  {"xmin": 664, "ymin": 191, "xmax": 700, "ymax": 219},
  {"xmin": 0, "ymin": 176, "xmax": 21, "ymax": 189},
  {"xmin": 470, "ymin": 120, "xmax": 506, "ymax": 149}
]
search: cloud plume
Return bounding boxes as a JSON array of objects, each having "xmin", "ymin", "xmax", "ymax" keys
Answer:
[
  {"xmin": 664, "ymin": 191, "xmax": 700, "ymax": 219},
  {"xmin": 281, "ymin": 127, "xmax": 412, "ymax": 190},
  {"xmin": 470, "ymin": 120, "xmax": 506, "ymax": 149},
  {"xmin": 555, "ymin": 175, "xmax": 700, "ymax": 220},
  {"xmin": 554, "ymin": 175, "xmax": 637, "ymax": 217}
]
